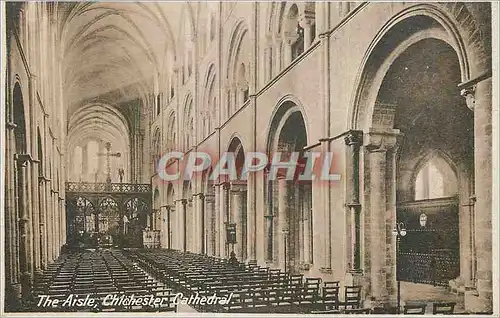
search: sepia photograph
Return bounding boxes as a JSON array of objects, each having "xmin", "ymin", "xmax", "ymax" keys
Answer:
[{"xmin": 1, "ymin": 1, "xmax": 497, "ymax": 316}]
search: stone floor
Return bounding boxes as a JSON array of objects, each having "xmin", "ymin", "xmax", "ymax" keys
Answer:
[{"xmin": 401, "ymin": 282, "xmax": 465, "ymax": 314}]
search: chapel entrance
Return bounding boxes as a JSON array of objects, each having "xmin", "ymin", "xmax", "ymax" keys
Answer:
[{"xmin": 374, "ymin": 36, "xmax": 473, "ymax": 286}]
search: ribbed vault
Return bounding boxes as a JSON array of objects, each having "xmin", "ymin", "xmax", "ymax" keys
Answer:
[{"xmin": 57, "ymin": 2, "xmax": 193, "ymax": 117}]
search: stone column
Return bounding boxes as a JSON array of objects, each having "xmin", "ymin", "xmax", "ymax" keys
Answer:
[
  {"xmin": 303, "ymin": 188, "xmax": 311, "ymax": 265},
  {"xmin": 231, "ymin": 185, "xmax": 246, "ymax": 260},
  {"xmin": 283, "ymin": 34, "xmax": 297, "ymax": 66},
  {"xmin": 463, "ymin": 77, "xmax": 493, "ymax": 312},
  {"xmin": 274, "ymin": 36, "xmax": 282, "ymax": 75},
  {"xmin": 38, "ymin": 178, "xmax": 47, "ymax": 269},
  {"xmin": 246, "ymin": 176, "xmax": 256, "ymax": 262},
  {"xmin": 45, "ymin": 181, "xmax": 53, "ymax": 263},
  {"xmin": 277, "ymin": 177, "xmax": 289, "ymax": 271},
  {"xmin": 205, "ymin": 194, "xmax": 216, "ymax": 255},
  {"xmin": 198, "ymin": 193, "xmax": 205, "ymax": 254},
  {"xmin": 31, "ymin": 160, "xmax": 41, "ymax": 273},
  {"xmin": 368, "ymin": 148, "xmax": 387, "ymax": 300},
  {"xmin": 345, "ymin": 130, "xmax": 363, "ymax": 274},
  {"xmin": 264, "ymin": 177, "xmax": 275, "ymax": 262},
  {"xmin": 365, "ymin": 129, "xmax": 400, "ymax": 302},
  {"xmin": 299, "ymin": 15, "xmax": 314, "ymax": 50},
  {"xmin": 183, "ymin": 199, "xmax": 189, "ymax": 252},
  {"xmin": 163, "ymin": 205, "xmax": 170, "ymax": 249},
  {"xmin": 15, "ymin": 155, "xmax": 32, "ymax": 302},
  {"xmin": 59, "ymin": 197, "xmax": 66, "ymax": 246},
  {"xmin": 219, "ymin": 183, "xmax": 230, "ymax": 258},
  {"xmin": 175, "ymin": 199, "xmax": 184, "ymax": 251},
  {"xmin": 214, "ymin": 185, "xmax": 221, "ymax": 257},
  {"xmin": 53, "ymin": 191, "xmax": 59, "ymax": 259}
]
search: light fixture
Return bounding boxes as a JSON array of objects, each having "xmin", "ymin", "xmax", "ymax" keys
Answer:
[{"xmin": 419, "ymin": 213, "xmax": 428, "ymax": 228}]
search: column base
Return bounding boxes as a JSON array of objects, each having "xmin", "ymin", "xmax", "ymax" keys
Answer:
[
  {"xmin": 345, "ymin": 269, "xmax": 364, "ymax": 286},
  {"xmin": 5, "ymin": 283, "xmax": 23, "ymax": 311},
  {"xmin": 464, "ymin": 289, "xmax": 493, "ymax": 314}
]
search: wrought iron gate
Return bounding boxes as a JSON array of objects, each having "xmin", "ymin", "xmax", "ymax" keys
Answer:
[
  {"xmin": 65, "ymin": 182, "xmax": 152, "ymax": 249},
  {"xmin": 397, "ymin": 197, "xmax": 460, "ymax": 286}
]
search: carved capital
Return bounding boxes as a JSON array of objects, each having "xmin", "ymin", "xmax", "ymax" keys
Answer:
[
  {"xmin": 194, "ymin": 193, "xmax": 205, "ymax": 200},
  {"xmin": 344, "ymin": 130, "xmax": 363, "ymax": 147},
  {"xmin": 460, "ymin": 85, "xmax": 476, "ymax": 110},
  {"xmin": 205, "ymin": 194, "xmax": 215, "ymax": 203},
  {"xmin": 364, "ymin": 129, "xmax": 403, "ymax": 152},
  {"xmin": 299, "ymin": 14, "xmax": 315, "ymax": 29},
  {"xmin": 231, "ymin": 182, "xmax": 247, "ymax": 193},
  {"xmin": 7, "ymin": 122, "xmax": 17, "ymax": 129},
  {"xmin": 15, "ymin": 153, "xmax": 34, "ymax": 167}
]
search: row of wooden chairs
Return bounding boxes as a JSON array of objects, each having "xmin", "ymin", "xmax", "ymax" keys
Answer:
[
  {"xmin": 311, "ymin": 302, "xmax": 455, "ymax": 315},
  {"xmin": 31, "ymin": 249, "xmax": 177, "ymax": 312},
  {"xmin": 124, "ymin": 249, "xmax": 364, "ymax": 313}
]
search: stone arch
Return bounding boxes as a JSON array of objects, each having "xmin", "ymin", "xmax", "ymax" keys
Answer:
[
  {"xmin": 225, "ymin": 19, "xmax": 250, "ymax": 115},
  {"xmin": 264, "ymin": 98, "xmax": 312, "ymax": 272},
  {"xmin": 350, "ymin": 10, "xmax": 476, "ymax": 299},
  {"xmin": 67, "ymin": 103, "xmax": 131, "ymax": 183},
  {"xmin": 348, "ymin": 4, "xmax": 491, "ymax": 130},
  {"xmin": 436, "ymin": 2, "xmax": 491, "ymax": 75},
  {"xmin": 265, "ymin": 95, "xmax": 309, "ymax": 156}
]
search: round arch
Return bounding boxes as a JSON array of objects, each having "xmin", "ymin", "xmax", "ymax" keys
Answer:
[{"xmin": 349, "ymin": 6, "xmax": 479, "ymax": 130}]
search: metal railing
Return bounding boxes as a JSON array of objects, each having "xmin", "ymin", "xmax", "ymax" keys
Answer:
[{"xmin": 65, "ymin": 182, "xmax": 151, "ymax": 193}]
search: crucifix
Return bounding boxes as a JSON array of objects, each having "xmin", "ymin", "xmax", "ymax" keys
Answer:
[{"xmin": 97, "ymin": 142, "xmax": 121, "ymax": 183}]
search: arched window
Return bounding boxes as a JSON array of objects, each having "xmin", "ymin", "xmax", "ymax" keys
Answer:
[
  {"xmin": 414, "ymin": 155, "xmax": 458, "ymax": 200},
  {"xmin": 237, "ymin": 63, "xmax": 249, "ymax": 105},
  {"xmin": 291, "ymin": 23, "xmax": 305, "ymax": 60}
]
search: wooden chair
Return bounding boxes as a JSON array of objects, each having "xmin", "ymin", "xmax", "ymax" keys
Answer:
[
  {"xmin": 404, "ymin": 304, "xmax": 427, "ymax": 314},
  {"xmin": 322, "ymin": 281, "xmax": 340, "ymax": 310},
  {"xmin": 432, "ymin": 302, "xmax": 455, "ymax": 314},
  {"xmin": 343, "ymin": 286, "xmax": 362, "ymax": 309}
]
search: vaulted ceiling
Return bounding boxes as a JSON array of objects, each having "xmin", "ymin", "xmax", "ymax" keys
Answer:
[{"xmin": 57, "ymin": 2, "xmax": 196, "ymax": 118}]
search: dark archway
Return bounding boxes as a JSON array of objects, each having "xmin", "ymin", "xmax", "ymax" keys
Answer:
[
  {"xmin": 265, "ymin": 100, "xmax": 312, "ymax": 273},
  {"xmin": 376, "ymin": 39, "xmax": 472, "ymax": 286},
  {"xmin": 350, "ymin": 12, "xmax": 477, "ymax": 301},
  {"xmin": 227, "ymin": 137, "xmax": 247, "ymax": 261}
]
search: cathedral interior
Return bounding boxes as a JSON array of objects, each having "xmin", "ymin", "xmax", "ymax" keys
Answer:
[{"xmin": 2, "ymin": 1, "xmax": 495, "ymax": 314}]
